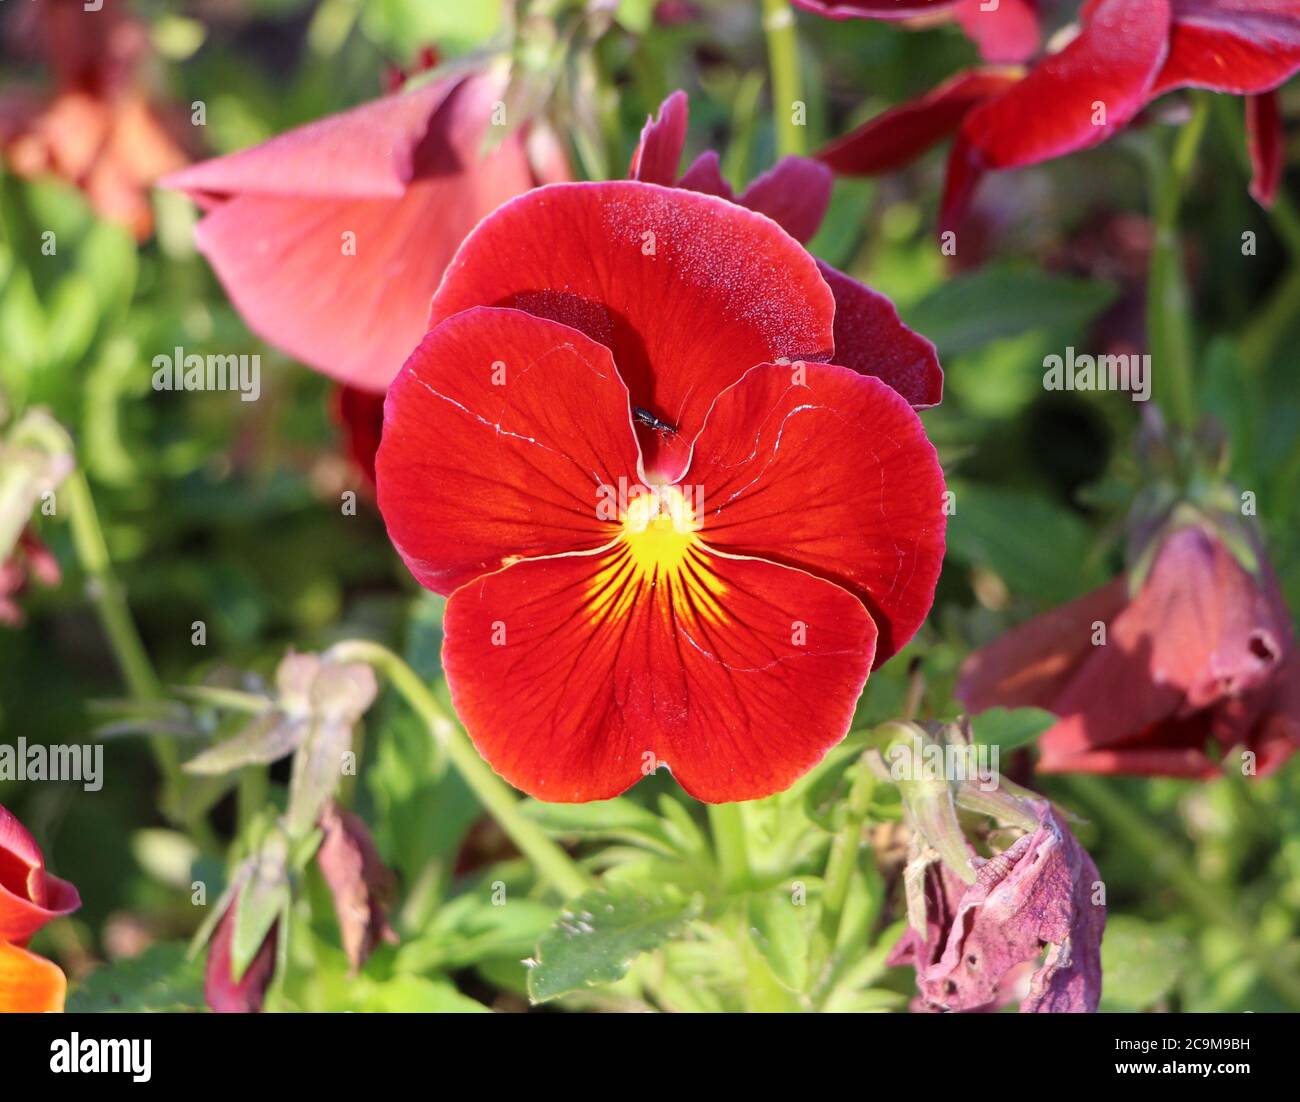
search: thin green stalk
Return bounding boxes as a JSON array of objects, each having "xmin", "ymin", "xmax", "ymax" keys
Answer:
[
  {"xmin": 819, "ymin": 761, "xmax": 875, "ymax": 946},
  {"xmin": 60, "ymin": 470, "xmax": 186, "ymax": 812},
  {"xmin": 326, "ymin": 640, "xmax": 592, "ymax": 900},
  {"xmin": 1146, "ymin": 94, "xmax": 1210, "ymax": 433},
  {"xmin": 761, "ymin": 0, "xmax": 806, "ymax": 157},
  {"xmin": 1065, "ymin": 774, "xmax": 1300, "ymax": 1010},
  {"xmin": 708, "ymin": 802, "xmax": 751, "ymax": 891}
]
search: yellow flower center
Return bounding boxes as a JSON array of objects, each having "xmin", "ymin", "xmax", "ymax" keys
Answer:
[{"xmin": 621, "ymin": 484, "xmax": 700, "ymax": 575}]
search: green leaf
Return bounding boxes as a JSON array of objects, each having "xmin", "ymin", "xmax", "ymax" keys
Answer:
[
  {"xmin": 522, "ymin": 797, "xmax": 679, "ymax": 855},
  {"xmin": 947, "ymin": 481, "xmax": 1100, "ymax": 603},
  {"xmin": 67, "ymin": 943, "xmax": 205, "ymax": 1013},
  {"xmin": 358, "ymin": 975, "xmax": 491, "ymax": 1013},
  {"xmin": 1100, "ymin": 916, "xmax": 1189, "ymax": 1010},
  {"xmin": 746, "ymin": 891, "xmax": 810, "ymax": 992},
  {"xmin": 901, "ymin": 264, "xmax": 1117, "ymax": 357},
  {"xmin": 969, "ymin": 707, "xmax": 1056, "ymax": 752},
  {"xmin": 527, "ymin": 886, "xmax": 700, "ymax": 1003}
]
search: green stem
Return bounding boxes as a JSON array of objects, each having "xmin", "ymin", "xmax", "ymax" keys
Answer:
[
  {"xmin": 761, "ymin": 0, "xmax": 806, "ymax": 157},
  {"xmin": 61, "ymin": 470, "xmax": 187, "ymax": 814},
  {"xmin": 326, "ymin": 640, "xmax": 592, "ymax": 900},
  {"xmin": 1065, "ymin": 774, "xmax": 1300, "ymax": 1010},
  {"xmin": 819, "ymin": 761, "xmax": 875, "ymax": 946},
  {"xmin": 708, "ymin": 802, "xmax": 751, "ymax": 891},
  {"xmin": 1146, "ymin": 93, "xmax": 1210, "ymax": 433}
]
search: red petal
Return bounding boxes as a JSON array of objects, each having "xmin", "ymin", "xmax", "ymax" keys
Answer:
[
  {"xmin": 162, "ymin": 78, "xmax": 458, "ymax": 204},
  {"xmin": 685, "ymin": 363, "xmax": 946, "ymax": 666},
  {"xmin": 168, "ymin": 75, "xmax": 546, "ymax": 390},
  {"xmin": 961, "ymin": 0, "xmax": 1171, "ymax": 168},
  {"xmin": 0, "ymin": 942, "xmax": 66, "ymax": 1013},
  {"xmin": 791, "ymin": 0, "xmax": 965, "ymax": 18},
  {"xmin": 0, "ymin": 805, "xmax": 80, "ymax": 943},
  {"xmin": 938, "ymin": 133, "xmax": 989, "ymax": 234},
  {"xmin": 738, "ymin": 156, "xmax": 833, "ymax": 244},
  {"xmin": 1247, "ymin": 91, "xmax": 1284, "ymax": 206},
  {"xmin": 333, "ymin": 384, "xmax": 386, "ymax": 490},
  {"xmin": 677, "ymin": 150, "xmax": 735, "ymax": 198},
  {"xmin": 376, "ymin": 307, "xmax": 642, "ymax": 596},
  {"xmin": 443, "ymin": 546, "xmax": 875, "ymax": 802},
  {"xmin": 818, "ymin": 262, "xmax": 943, "ymax": 408},
  {"xmin": 628, "ymin": 90, "xmax": 688, "ymax": 185},
  {"xmin": 427, "ymin": 181, "xmax": 837, "ymax": 480},
  {"xmin": 1152, "ymin": 1, "xmax": 1300, "ymax": 95},
  {"xmin": 818, "ymin": 68, "xmax": 1023, "ymax": 176},
  {"xmin": 954, "ymin": 0, "xmax": 1041, "ymax": 63}
]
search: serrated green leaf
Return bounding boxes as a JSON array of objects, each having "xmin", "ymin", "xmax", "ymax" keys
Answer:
[
  {"xmin": 67, "ymin": 943, "xmax": 205, "ymax": 1013},
  {"xmin": 746, "ymin": 891, "xmax": 810, "ymax": 992},
  {"xmin": 527, "ymin": 886, "xmax": 699, "ymax": 1003}
]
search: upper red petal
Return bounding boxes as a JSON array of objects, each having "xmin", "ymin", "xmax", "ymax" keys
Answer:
[
  {"xmin": 818, "ymin": 262, "xmax": 944, "ymax": 408},
  {"xmin": 737, "ymin": 156, "xmax": 833, "ymax": 244},
  {"xmin": 1152, "ymin": 0, "xmax": 1300, "ymax": 95},
  {"xmin": 443, "ymin": 546, "xmax": 875, "ymax": 803},
  {"xmin": 961, "ymin": 0, "xmax": 1171, "ymax": 168},
  {"xmin": 677, "ymin": 150, "xmax": 736, "ymax": 198},
  {"xmin": 817, "ymin": 68, "xmax": 1023, "ymax": 176},
  {"xmin": 427, "ymin": 181, "xmax": 837, "ymax": 479},
  {"xmin": 628, "ymin": 90, "xmax": 688, "ymax": 186},
  {"xmin": 684, "ymin": 362, "xmax": 946, "ymax": 666},
  {"xmin": 376, "ymin": 307, "xmax": 644, "ymax": 596}
]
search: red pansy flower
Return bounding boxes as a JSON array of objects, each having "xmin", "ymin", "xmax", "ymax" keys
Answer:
[
  {"xmin": 630, "ymin": 91, "xmax": 944, "ymax": 409},
  {"xmin": 0, "ymin": 804, "xmax": 81, "ymax": 1013},
  {"xmin": 163, "ymin": 69, "xmax": 569, "ymax": 393},
  {"xmin": 793, "ymin": 0, "xmax": 1042, "ymax": 63},
  {"xmin": 817, "ymin": 0, "xmax": 1300, "ymax": 228},
  {"xmin": 959, "ymin": 523, "xmax": 1300, "ymax": 778},
  {"xmin": 376, "ymin": 181, "xmax": 946, "ymax": 803},
  {"xmin": 0, "ymin": 0, "xmax": 188, "ymax": 241}
]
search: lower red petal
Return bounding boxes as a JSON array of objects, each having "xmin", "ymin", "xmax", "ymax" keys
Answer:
[
  {"xmin": 685, "ymin": 362, "xmax": 946, "ymax": 667},
  {"xmin": 443, "ymin": 546, "xmax": 875, "ymax": 803}
]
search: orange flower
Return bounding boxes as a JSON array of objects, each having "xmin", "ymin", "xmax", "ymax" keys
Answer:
[{"xmin": 0, "ymin": 804, "xmax": 81, "ymax": 1012}]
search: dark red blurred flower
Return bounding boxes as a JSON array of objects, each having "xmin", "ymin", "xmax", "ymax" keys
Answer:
[
  {"xmin": 817, "ymin": 0, "xmax": 1300, "ymax": 227},
  {"xmin": 163, "ymin": 71, "xmax": 569, "ymax": 393},
  {"xmin": 204, "ymin": 889, "xmax": 278, "ymax": 1015},
  {"xmin": 316, "ymin": 802, "xmax": 397, "ymax": 973},
  {"xmin": 959, "ymin": 523, "xmax": 1300, "ymax": 778},
  {"xmin": 0, "ymin": 0, "xmax": 188, "ymax": 240},
  {"xmin": 630, "ymin": 91, "xmax": 944, "ymax": 409},
  {"xmin": 0, "ymin": 804, "xmax": 81, "ymax": 1013},
  {"xmin": 376, "ymin": 181, "xmax": 946, "ymax": 803},
  {"xmin": 0, "ymin": 531, "xmax": 62, "ymax": 629},
  {"xmin": 889, "ymin": 799, "xmax": 1105, "ymax": 1013}
]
